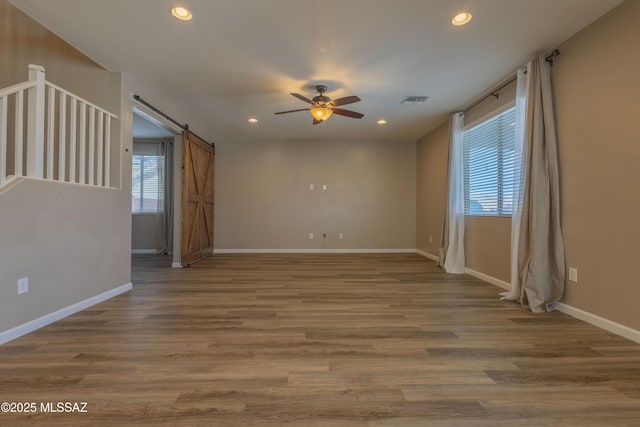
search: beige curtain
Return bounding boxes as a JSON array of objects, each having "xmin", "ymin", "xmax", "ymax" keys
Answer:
[
  {"xmin": 155, "ymin": 140, "xmax": 174, "ymax": 255},
  {"xmin": 502, "ymin": 55, "xmax": 565, "ymax": 312}
]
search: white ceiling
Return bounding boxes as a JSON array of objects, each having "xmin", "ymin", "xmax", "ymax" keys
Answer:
[
  {"xmin": 10, "ymin": 0, "xmax": 622, "ymax": 143},
  {"xmin": 132, "ymin": 110, "xmax": 176, "ymax": 139}
]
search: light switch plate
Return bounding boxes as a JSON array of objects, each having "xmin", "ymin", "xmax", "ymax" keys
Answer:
[{"xmin": 18, "ymin": 277, "xmax": 29, "ymax": 295}]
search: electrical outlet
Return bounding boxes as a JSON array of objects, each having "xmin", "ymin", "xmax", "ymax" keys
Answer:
[
  {"xmin": 309, "ymin": 184, "xmax": 314, "ymax": 190},
  {"xmin": 429, "ymin": 236, "xmax": 433, "ymax": 244},
  {"xmin": 322, "ymin": 184, "xmax": 327, "ymax": 191},
  {"xmin": 18, "ymin": 277, "xmax": 29, "ymax": 295},
  {"xmin": 339, "ymin": 232, "xmax": 344, "ymax": 240},
  {"xmin": 569, "ymin": 267, "xmax": 578, "ymax": 282},
  {"xmin": 308, "ymin": 232, "xmax": 314, "ymax": 239}
]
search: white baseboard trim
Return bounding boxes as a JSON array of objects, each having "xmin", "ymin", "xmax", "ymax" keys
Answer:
[
  {"xmin": 0, "ymin": 282, "xmax": 132, "ymax": 345},
  {"xmin": 213, "ymin": 248, "xmax": 418, "ymax": 254},
  {"xmin": 464, "ymin": 267, "xmax": 512, "ymax": 291},
  {"xmin": 551, "ymin": 302, "xmax": 640, "ymax": 344},
  {"xmin": 416, "ymin": 249, "xmax": 439, "ymax": 262},
  {"xmin": 132, "ymin": 249, "xmax": 160, "ymax": 254},
  {"xmin": 460, "ymin": 267, "xmax": 640, "ymax": 344},
  {"xmin": 171, "ymin": 262, "xmax": 183, "ymax": 269}
]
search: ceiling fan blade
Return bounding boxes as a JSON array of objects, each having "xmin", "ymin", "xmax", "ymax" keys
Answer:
[
  {"xmin": 331, "ymin": 108, "xmax": 364, "ymax": 119},
  {"xmin": 331, "ymin": 95, "xmax": 361, "ymax": 106},
  {"xmin": 312, "ymin": 118, "xmax": 324, "ymax": 125},
  {"xmin": 274, "ymin": 108, "xmax": 310, "ymax": 115},
  {"xmin": 291, "ymin": 93, "xmax": 314, "ymax": 104}
]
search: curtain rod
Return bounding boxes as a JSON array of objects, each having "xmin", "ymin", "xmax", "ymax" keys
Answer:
[
  {"xmin": 132, "ymin": 94, "xmax": 214, "ymax": 147},
  {"xmin": 463, "ymin": 49, "xmax": 560, "ymax": 113}
]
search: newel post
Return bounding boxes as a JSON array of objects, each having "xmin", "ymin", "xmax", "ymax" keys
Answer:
[{"xmin": 26, "ymin": 64, "xmax": 45, "ymax": 178}]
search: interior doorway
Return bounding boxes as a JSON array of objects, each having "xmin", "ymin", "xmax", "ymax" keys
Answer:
[{"xmin": 131, "ymin": 107, "xmax": 183, "ymax": 268}]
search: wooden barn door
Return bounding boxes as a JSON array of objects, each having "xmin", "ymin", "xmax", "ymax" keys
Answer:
[{"xmin": 181, "ymin": 131, "xmax": 215, "ymax": 266}]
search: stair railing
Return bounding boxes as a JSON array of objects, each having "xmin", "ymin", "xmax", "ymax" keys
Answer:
[{"xmin": 0, "ymin": 64, "xmax": 118, "ymax": 187}]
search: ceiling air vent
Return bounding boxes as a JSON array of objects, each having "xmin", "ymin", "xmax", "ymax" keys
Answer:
[{"xmin": 401, "ymin": 95, "xmax": 429, "ymax": 105}]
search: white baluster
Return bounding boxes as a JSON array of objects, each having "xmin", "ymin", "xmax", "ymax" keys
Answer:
[
  {"xmin": 105, "ymin": 117, "xmax": 111, "ymax": 187},
  {"xmin": 88, "ymin": 106, "xmax": 95, "ymax": 185},
  {"xmin": 97, "ymin": 111, "xmax": 104, "ymax": 186},
  {"xmin": 58, "ymin": 92, "xmax": 66, "ymax": 181},
  {"xmin": 15, "ymin": 90, "xmax": 23, "ymax": 176},
  {"xmin": 69, "ymin": 99, "xmax": 77, "ymax": 182},
  {"xmin": 46, "ymin": 86, "xmax": 55, "ymax": 180},
  {"xmin": 27, "ymin": 64, "xmax": 45, "ymax": 178},
  {"xmin": 0, "ymin": 96, "xmax": 6, "ymax": 184},
  {"xmin": 79, "ymin": 103, "xmax": 86, "ymax": 183}
]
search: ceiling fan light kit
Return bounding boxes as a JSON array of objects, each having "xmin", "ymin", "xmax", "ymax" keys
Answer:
[
  {"xmin": 310, "ymin": 107, "xmax": 333, "ymax": 121},
  {"xmin": 275, "ymin": 84, "xmax": 364, "ymax": 125}
]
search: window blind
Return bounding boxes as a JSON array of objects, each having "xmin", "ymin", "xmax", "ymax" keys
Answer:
[
  {"xmin": 131, "ymin": 154, "xmax": 164, "ymax": 214},
  {"xmin": 463, "ymin": 106, "xmax": 517, "ymax": 216}
]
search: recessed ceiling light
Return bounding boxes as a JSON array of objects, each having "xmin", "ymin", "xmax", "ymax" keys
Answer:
[
  {"xmin": 248, "ymin": 118, "xmax": 258, "ymax": 123},
  {"xmin": 451, "ymin": 11, "xmax": 472, "ymax": 26},
  {"xmin": 171, "ymin": 6, "xmax": 192, "ymax": 21},
  {"xmin": 377, "ymin": 119, "xmax": 387, "ymax": 125}
]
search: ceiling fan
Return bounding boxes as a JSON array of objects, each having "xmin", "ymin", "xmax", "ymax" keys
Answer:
[{"xmin": 274, "ymin": 85, "xmax": 364, "ymax": 125}]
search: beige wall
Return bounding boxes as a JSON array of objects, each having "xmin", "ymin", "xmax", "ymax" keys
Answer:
[
  {"xmin": 416, "ymin": 0, "xmax": 640, "ymax": 331},
  {"xmin": 1, "ymin": 0, "xmax": 122, "ymax": 185},
  {"xmin": 0, "ymin": 0, "xmax": 128, "ymax": 334},
  {"xmin": 0, "ymin": 0, "xmax": 119, "ymax": 118},
  {"xmin": 131, "ymin": 214, "xmax": 159, "ymax": 251},
  {"xmin": 553, "ymin": 0, "xmax": 640, "ymax": 330},
  {"xmin": 464, "ymin": 216, "xmax": 511, "ymax": 282},
  {"xmin": 0, "ymin": 179, "xmax": 130, "ymax": 332},
  {"xmin": 416, "ymin": 122, "xmax": 448, "ymax": 256},
  {"xmin": 215, "ymin": 138, "xmax": 416, "ymax": 250}
]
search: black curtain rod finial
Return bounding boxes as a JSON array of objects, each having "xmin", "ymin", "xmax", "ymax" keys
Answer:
[{"xmin": 545, "ymin": 49, "xmax": 560, "ymax": 65}]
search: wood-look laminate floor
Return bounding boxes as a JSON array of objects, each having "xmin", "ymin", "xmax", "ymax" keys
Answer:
[{"xmin": 1, "ymin": 253, "xmax": 640, "ymax": 426}]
